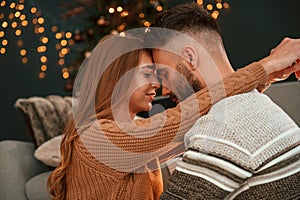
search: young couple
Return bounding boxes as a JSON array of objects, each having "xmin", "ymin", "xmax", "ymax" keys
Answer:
[{"xmin": 48, "ymin": 3, "xmax": 300, "ymax": 200}]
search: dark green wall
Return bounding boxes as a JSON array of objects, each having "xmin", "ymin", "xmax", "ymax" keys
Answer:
[{"xmin": 1, "ymin": 0, "xmax": 299, "ymax": 141}]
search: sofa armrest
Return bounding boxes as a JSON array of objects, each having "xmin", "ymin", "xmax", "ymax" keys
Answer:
[{"xmin": 0, "ymin": 140, "xmax": 49, "ymax": 200}]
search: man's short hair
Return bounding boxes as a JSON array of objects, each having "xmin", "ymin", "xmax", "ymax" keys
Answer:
[
  {"xmin": 156, "ymin": 2, "xmax": 220, "ymax": 34},
  {"xmin": 145, "ymin": 3, "xmax": 222, "ymax": 48}
]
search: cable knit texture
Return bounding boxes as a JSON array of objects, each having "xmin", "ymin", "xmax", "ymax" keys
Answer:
[
  {"xmin": 64, "ymin": 62, "xmax": 267, "ymax": 199},
  {"xmin": 161, "ymin": 90, "xmax": 300, "ymax": 200},
  {"xmin": 185, "ymin": 90, "xmax": 300, "ymax": 171}
]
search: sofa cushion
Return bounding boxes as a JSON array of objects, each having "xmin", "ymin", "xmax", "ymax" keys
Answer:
[
  {"xmin": 15, "ymin": 95, "xmax": 72, "ymax": 146},
  {"xmin": 0, "ymin": 140, "xmax": 49, "ymax": 200},
  {"xmin": 25, "ymin": 171, "xmax": 53, "ymax": 200},
  {"xmin": 34, "ymin": 135, "xmax": 62, "ymax": 167}
]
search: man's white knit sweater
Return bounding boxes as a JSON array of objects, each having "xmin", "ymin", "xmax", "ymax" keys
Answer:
[{"xmin": 161, "ymin": 90, "xmax": 300, "ymax": 199}]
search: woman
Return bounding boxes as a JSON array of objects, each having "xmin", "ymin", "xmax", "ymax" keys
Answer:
[{"xmin": 47, "ymin": 31, "xmax": 293, "ymax": 199}]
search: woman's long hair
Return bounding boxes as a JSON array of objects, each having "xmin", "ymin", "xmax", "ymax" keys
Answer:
[{"xmin": 47, "ymin": 34, "xmax": 147, "ymax": 199}]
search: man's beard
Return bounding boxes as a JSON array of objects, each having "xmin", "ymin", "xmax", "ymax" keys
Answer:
[{"xmin": 171, "ymin": 62, "xmax": 203, "ymax": 103}]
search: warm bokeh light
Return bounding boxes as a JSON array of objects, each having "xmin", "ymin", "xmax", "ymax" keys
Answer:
[
  {"xmin": 30, "ymin": 7, "xmax": 37, "ymax": 14},
  {"xmin": 55, "ymin": 32, "xmax": 63, "ymax": 39},
  {"xmin": 51, "ymin": 26, "xmax": 58, "ymax": 32},
  {"xmin": 37, "ymin": 17, "xmax": 44, "ymax": 24},
  {"xmin": 62, "ymin": 72, "xmax": 69, "ymax": 79},
  {"xmin": 15, "ymin": 11, "xmax": 21, "ymax": 18},
  {"xmin": 11, "ymin": 21, "xmax": 18, "ymax": 28},
  {"xmin": 32, "ymin": 18, "xmax": 37, "ymax": 24},
  {"xmin": 39, "ymin": 72, "xmax": 45, "ymax": 79},
  {"xmin": 41, "ymin": 36, "xmax": 48, "ymax": 44},
  {"xmin": 223, "ymin": 2, "xmax": 229, "ymax": 9},
  {"xmin": 61, "ymin": 48, "xmax": 69, "ymax": 55},
  {"xmin": 65, "ymin": 32, "xmax": 72, "ymax": 38},
  {"xmin": 1, "ymin": 1, "xmax": 6, "ymax": 7},
  {"xmin": 97, "ymin": 17, "xmax": 105, "ymax": 25},
  {"xmin": 19, "ymin": 14, "xmax": 25, "ymax": 20},
  {"xmin": 143, "ymin": 21, "xmax": 150, "ymax": 27},
  {"xmin": 2, "ymin": 39, "xmax": 8, "ymax": 46},
  {"xmin": 156, "ymin": 6, "xmax": 163, "ymax": 12},
  {"xmin": 21, "ymin": 57, "xmax": 28, "ymax": 63},
  {"xmin": 2, "ymin": 21, "xmax": 8, "ymax": 28},
  {"xmin": 197, "ymin": 0, "xmax": 203, "ymax": 5},
  {"xmin": 38, "ymin": 27, "xmax": 44, "ymax": 33},
  {"xmin": 117, "ymin": 6, "xmax": 123, "ymax": 12},
  {"xmin": 211, "ymin": 10, "xmax": 219, "ymax": 19},
  {"xmin": 0, "ymin": 47, "xmax": 6, "ymax": 54},
  {"xmin": 62, "ymin": 68, "xmax": 68, "ymax": 73},
  {"xmin": 15, "ymin": 29, "xmax": 22, "ymax": 36},
  {"xmin": 20, "ymin": 49, "xmax": 27, "ymax": 56},
  {"xmin": 58, "ymin": 58, "xmax": 65, "ymax": 65},
  {"xmin": 206, "ymin": 4, "xmax": 213, "ymax": 10},
  {"xmin": 117, "ymin": 23, "xmax": 126, "ymax": 31},
  {"xmin": 0, "ymin": 0, "xmax": 229, "ymax": 81},
  {"xmin": 21, "ymin": 20, "xmax": 28, "ymax": 26},
  {"xmin": 139, "ymin": 13, "xmax": 145, "ymax": 18},
  {"xmin": 9, "ymin": 13, "xmax": 14, "ymax": 19},
  {"xmin": 10, "ymin": 2, "xmax": 16, "ymax": 9},
  {"xmin": 60, "ymin": 39, "xmax": 67, "ymax": 46},
  {"xmin": 17, "ymin": 4, "xmax": 24, "ymax": 11},
  {"xmin": 37, "ymin": 46, "xmax": 47, "ymax": 53},
  {"xmin": 216, "ymin": 3, "xmax": 222, "ymax": 9},
  {"xmin": 40, "ymin": 56, "xmax": 47, "ymax": 63},
  {"xmin": 41, "ymin": 65, "xmax": 47, "ymax": 71},
  {"xmin": 121, "ymin": 11, "xmax": 129, "ymax": 17},
  {"xmin": 108, "ymin": 7, "xmax": 115, "ymax": 14}
]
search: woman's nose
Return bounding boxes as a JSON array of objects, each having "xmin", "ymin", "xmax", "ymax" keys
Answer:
[
  {"xmin": 151, "ymin": 76, "xmax": 161, "ymax": 89},
  {"xmin": 151, "ymin": 82, "xmax": 161, "ymax": 89}
]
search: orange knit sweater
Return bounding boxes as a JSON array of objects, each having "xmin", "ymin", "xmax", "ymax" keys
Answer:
[{"xmin": 65, "ymin": 62, "xmax": 267, "ymax": 200}]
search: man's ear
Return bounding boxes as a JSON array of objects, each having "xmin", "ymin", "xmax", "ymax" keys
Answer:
[{"xmin": 182, "ymin": 46, "xmax": 197, "ymax": 70}]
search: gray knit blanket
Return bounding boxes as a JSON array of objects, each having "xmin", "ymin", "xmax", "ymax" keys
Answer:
[
  {"xmin": 15, "ymin": 95, "xmax": 72, "ymax": 146},
  {"xmin": 161, "ymin": 90, "xmax": 300, "ymax": 200}
]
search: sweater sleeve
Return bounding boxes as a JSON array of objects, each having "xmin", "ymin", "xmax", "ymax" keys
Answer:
[
  {"xmin": 96, "ymin": 62, "xmax": 266, "ymax": 151},
  {"xmin": 80, "ymin": 62, "xmax": 267, "ymax": 172}
]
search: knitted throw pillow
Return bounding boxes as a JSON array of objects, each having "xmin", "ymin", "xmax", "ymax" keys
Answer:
[{"xmin": 15, "ymin": 95, "xmax": 72, "ymax": 147}]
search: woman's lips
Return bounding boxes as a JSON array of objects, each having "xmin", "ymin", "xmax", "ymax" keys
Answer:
[{"xmin": 146, "ymin": 92, "xmax": 156, "ymax": 101}]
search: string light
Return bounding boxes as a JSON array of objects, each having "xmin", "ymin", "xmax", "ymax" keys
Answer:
[
  {"xmin": 108, "ymin": 7, "xmax": 115, "ymax": 14},
  {"xmin": 120, "ymin": 11, "xmax": 129, "ymax": 17},
  {"xmin": 156, "ymin": 6, "xmax": 163, "ymax": 12},
  {"xmin": 2, "ymin": 39, "xmax": 8, "ymax": 46},
  {"xmin": 117, "ymin": 6, "xmax": 123, "ymax": 12},
  {"xmin": 0, "ymin": 0, "xmax": 229, "ymax": 81}
]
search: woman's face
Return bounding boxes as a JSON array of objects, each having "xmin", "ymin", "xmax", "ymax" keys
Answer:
[{"xmin": 128, "ymin": 51, "xmax": 160, "ymax": 117}]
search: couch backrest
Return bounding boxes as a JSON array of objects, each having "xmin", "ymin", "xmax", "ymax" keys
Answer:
[{"xmin": 264, "ymin": 81, "xmax": 300, "ymax": 126}]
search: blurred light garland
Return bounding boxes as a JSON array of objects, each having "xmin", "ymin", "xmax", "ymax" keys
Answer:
[{"xmin": 0, "ymin": 0, "xmax": 229, "ymax": 85}]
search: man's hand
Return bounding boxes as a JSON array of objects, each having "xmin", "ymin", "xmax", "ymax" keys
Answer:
[{"xmin": 259, "ymin": 38, "xmax": 300, "ymax": 83}]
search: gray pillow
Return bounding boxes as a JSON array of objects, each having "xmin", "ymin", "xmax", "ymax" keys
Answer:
[{"xmin": 25, "ymin": 171, "xmax": 53, "ymax": 200}]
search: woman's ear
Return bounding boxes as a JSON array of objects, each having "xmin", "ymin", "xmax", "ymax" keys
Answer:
[{"xmin": 182, "ymin": 46, "xmax": 197, "ymax": 70}]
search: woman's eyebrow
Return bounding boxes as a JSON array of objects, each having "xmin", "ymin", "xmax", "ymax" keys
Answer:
[{"xmin": 140, "ymin": 64, "xmax": 155, "ymax": 70}]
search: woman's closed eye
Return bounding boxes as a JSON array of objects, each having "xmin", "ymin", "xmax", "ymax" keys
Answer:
[{"xmin": 140, "ymin": 65, "xmax": 156, "ymax": 78}]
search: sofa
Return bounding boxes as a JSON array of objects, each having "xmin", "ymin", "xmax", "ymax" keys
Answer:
[{"xmin": 0, "ymin": 81, "xmax": 299, "ymax": 200}]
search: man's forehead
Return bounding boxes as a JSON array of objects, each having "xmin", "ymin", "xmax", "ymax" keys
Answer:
[{"xmin": 152, "ymin": 49, "xmax": 179, "ymax": 69}]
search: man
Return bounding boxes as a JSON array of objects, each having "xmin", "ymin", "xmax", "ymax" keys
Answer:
[{"xmin": 149, "ymin": 3, "xmax": 300, "ymax": 199}]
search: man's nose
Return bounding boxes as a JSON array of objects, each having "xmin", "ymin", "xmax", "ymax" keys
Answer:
[{"xmin": 162, "ymin": 86, "xmax": 172, "ymax": 96}]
